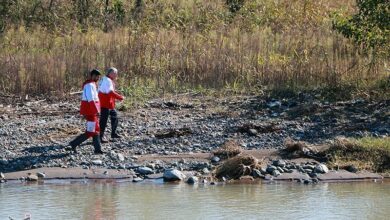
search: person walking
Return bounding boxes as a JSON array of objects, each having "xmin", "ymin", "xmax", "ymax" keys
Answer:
[
  {"xmin": 98, "ymin": 67, "xmax": 124, "ymax": 143},
  {"xmin": 68, "ymin": 69, "xmax": 104, "ymax": 154}
]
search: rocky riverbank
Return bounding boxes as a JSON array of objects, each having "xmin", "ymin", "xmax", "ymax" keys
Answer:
[{"xmin": 0, "ymin": 93, "xmax": 389, "ymax": 182}]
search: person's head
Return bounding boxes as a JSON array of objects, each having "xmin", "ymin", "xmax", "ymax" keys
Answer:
[
  {"xmin": 106, "ymin": 67, "xmax": 118, "ymax": 80},
  {"xmin": 89, "ymin": 69, "xmax": 101, "ymax": 82}
]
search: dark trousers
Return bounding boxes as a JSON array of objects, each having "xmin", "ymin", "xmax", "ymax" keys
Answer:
[
  {"xmin": 99, "ymin": 108, "xmax": 119, "ymax": 138},
  {"xmin": 69, "ymin": 133, "xmax": 101, "ymax": 152}
]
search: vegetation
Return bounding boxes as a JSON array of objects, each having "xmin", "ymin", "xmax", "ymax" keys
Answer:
[
  {"xmin": 0, "ymin": 0, "xmax": 388, "ymax": 103},
  {"xmin": 326, "ymin": 137, "xmax": 390, "ymax": 172}
]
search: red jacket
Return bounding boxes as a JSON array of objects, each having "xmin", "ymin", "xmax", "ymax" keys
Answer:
[
  {"xmin": 98, "ymin": 76, "xmax": 123, "ymax": 109},
  {"xmin": 80, "ymin": 80, "xmax": 101, "ymax": 116}
]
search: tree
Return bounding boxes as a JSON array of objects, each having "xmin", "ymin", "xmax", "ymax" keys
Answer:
[{"xmin": 332, "ymin": 0, "xmax": 389, "ymax": 57}]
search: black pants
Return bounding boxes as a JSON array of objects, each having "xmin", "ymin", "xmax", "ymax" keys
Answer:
[{"xmin": 99, "ymin": 108, "xmax": 119, "ymax": 138}]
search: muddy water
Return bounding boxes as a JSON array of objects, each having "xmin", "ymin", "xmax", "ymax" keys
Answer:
[{"xmin": 0, "ymin": 180, "xmax": 389, "ymax": 219}]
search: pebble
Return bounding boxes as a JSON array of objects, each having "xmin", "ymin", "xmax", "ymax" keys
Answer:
[
  {"xmin": 137, "ymin": 167, "xmax": 154, "ymax": 175},
  {"xmin": 272, "ymin": 170, "xmax": 281, "ymax": 177},
  {"xmin": 211, "ymin": 156, "xmax": 220, "ymax": 163},
  {"xmin": 314, "ymin": 164, "xmax": 329, "ymax": 174},
  {"xmin": 92, "ymin": 160, "xmax": 103, "ymax": 166},
  {"xmin": 187, "ymin": 176, "xmax": 199, "ymax": 184},
  {"xmin": 26, "ymin": 174, "xmax": 39, "ymax": 181},
  {"xmin": 36, "ymin": 172, "xmax": 46, "ymax": 179}
]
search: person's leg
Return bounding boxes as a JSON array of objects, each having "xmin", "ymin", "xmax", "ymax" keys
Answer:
[
  {"xmin": 110, "ymin": 109, "xmax": 121, "ymax": 138},
  {"xmin": 99, "ymin": 108, "xmax": 109, "ymax": 142},
  {"xmin": 87, "ymin": 115, "xmax": 104, "ymax": 154},
  {"xmin": 69, "ymin": 133, "xmax": 88, "ymax": 153},
  {"xmin": 93, "ymin": 135, "xmax": 103, "ymax": 154}
]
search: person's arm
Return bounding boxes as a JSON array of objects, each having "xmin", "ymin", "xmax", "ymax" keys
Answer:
[
  {"xmin": 106, "ymin": 79, "xmax": 124, "ymax": 101},
  {"xmin": 109, "ymin": 90, "xmax": 124, "ymax": 101}
]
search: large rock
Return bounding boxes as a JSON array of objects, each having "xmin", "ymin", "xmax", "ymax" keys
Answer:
[
  {"xmin": 163, "ymin": 169, "xmax": 186, "ymax": 182},
  {"xmin": 137, "ymin": 167, "xmax": 154, "ymax": 175},
  {"xmin": 314, "ymin": 164, "xmax": 329, "ymax": 174}
]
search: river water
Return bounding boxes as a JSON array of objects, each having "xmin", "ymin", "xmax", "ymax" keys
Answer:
[{"xmin": 0, "ymin": 180, "xmax": 389, "ymax": 220}]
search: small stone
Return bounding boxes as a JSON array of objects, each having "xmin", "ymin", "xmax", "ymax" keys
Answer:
[
  {"xmin": 163, "ymin": 169, "xmax": 186, "ymax": 182},
  {"xmin": 92, "ymin": 160, "xmax": 103, "ymax": 166},
  {"xmin": 346, "ymin": 165, "xmax": 358, "ymax": 173},
  {"xmin": 272, "ymin": 170, "xmax": 281, "ymax": 177},
  {"xmin": 252, "ymin": 169, "xmax": 265, "ymax": 178},
  {"xmin": 0, "ymin": 172, "xmax": 4, "ymax": 179},
  {"xmin": 103, "ymin": 171, "xmax": 109, "ymax": 175},
  {"xmin": 36, "ymin": 172, "xmax": 46, "ymax": 179},
  {"xmin": 304, "ymin": 169, "xmax": 312, "ymax": 173},
  {"xmin": 303, "ymin": 165, "xmax": 315, "ymax": 170},
  {"xmin": 26, "ymin": 174, "xmax": 39, "ymax": 181},
  {"xmin": 273, "ymin": 159, "xmax": 286, "ymax": 168},
  {"xmin": 137, "ymin": 167, "xmax": 154, "ymax": 175},
  {"xmin": 314, "ymin": 164, "xmax": 329, "ymax": 174},
  {"xmin": 187, "ymin": 176, "xmax": 199, "ymax": 184},
  {"xmin": 117, "ymin": 153, "xmax": 125, "ymax": 162},
  {"xmin": 260, "ymin": 167, "xmax": 267, "ymax": 175},
  {"xmin": 248, "ymin": 129, "xmax": 258, "ymax": 136},
  {"xmin": 266, "ymin": 165, "xmax": 277, "ymax": 174},
  {"xmin": 132, "ymin": 177, "xmax": 144, "ymax": 182},
  {"xmin": 202, "ymin": 168, "xmax": 210, "ymax": 174},
  {"xmin": 303, "ymin": 179, "xmax": 312, "ymax": 184},
  {"xmin": 277, "ymin": 167, "xmax": 284, "ymax": 173},
  {"xmin": 211, "ymin": 156, "xmax": 220, "ymax": 163}
]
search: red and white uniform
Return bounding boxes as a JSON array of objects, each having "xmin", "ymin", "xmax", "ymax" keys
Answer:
[
  {"xmin": 80, "ymin": 80, "xmax": 100, "ymax": 137},
  {"xmin": 98, "ymin": 76, "xmax": 123, "ymax": 110}
]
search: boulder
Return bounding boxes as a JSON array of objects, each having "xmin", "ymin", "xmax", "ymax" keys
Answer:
[{"xmin": 163, "ymin": 169, "xmax": 186, "ymax": 182}]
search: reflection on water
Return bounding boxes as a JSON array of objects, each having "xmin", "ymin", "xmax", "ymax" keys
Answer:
[{"xmin": 0, "ymin": 180, "xmax": 389, "ymax": 220}]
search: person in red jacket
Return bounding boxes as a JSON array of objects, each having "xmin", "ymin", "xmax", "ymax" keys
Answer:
[
  {"xmin": 98, "ymin": 67, "xmax": 125, "ymax": 143},
  {"xmin": 68, "ymin": 69, "xmax": 104, "ymax": 154}
]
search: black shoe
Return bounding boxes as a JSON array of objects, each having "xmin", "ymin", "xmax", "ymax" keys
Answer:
[
  {"xmin": 111, "ymin": 133, "xmax": 122, "ymax": 139},
  {"xmin": 65, "ymin": 145, "xmax": 77, "ymax": 153},
  {"xmin": 94, "ymin": 150, "xmax": 104, "ymax": 154},
  {"xmin": 100, "ymin": 136, "xmax": 109, "ymax": 143}
]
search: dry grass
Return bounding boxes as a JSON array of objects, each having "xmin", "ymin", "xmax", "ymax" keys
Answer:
[
  {"xmin": 0, "ymin": 0, "xmax": 387, "ymax": 98},
  {"xmin": 215, "ymin": 155, "xmax": 259, "ymax": 179},
  {"xmin": 213, "ymin": 140, "xmax": 243, "ymax": 159},
  {"xmin": 325, "ymin": 137, "xmax": 390, "ymax": 172}
]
